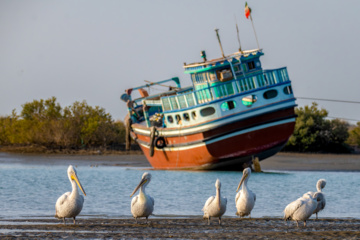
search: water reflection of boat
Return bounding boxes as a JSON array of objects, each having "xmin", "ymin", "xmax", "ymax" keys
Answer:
[{"xmin": 121, "ymin": 32, "xmax": 297, "ymax": 170}]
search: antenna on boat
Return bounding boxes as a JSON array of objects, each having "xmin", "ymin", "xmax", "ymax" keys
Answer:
[
  {"xmin": 234, "ymin": 15, "xmax": 243, "ymax": 53},
  {"xmin": 215, "ymin": 28, "xmax": 225, "ymax": 58},
  {"xmin": 200, "ymin": 50, "xmax": 207, "ymax": 62}
]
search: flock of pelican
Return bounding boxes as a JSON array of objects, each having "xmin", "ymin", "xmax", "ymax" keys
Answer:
[{"xmin": 55, "ymin": 166, "xmax": 326, "ymax": 227}]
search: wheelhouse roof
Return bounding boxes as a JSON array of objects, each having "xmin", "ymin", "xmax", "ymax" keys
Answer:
[{"xmin": 183, "ymin": 49, "xmax": 263, "ymax": 74}]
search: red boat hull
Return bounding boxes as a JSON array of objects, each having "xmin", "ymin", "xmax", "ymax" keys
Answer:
[{"xmin": 132, "ymin": 110, "xmax": 296, "ymax": 170}]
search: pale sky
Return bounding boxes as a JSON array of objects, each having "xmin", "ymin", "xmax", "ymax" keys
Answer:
[{"xmin": 1, "ymin": 0, "xmax": 360, "ymax": 123}]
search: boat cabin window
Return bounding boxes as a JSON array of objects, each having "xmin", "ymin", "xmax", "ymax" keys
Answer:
[
  {"xmin": 192, "ymin": 72, "xmax": 208, "ymax": 83},
  {"xmin": 200, "ymin": 107, "xmax": 216, "ymax": 117},
  {"xmin": 167, "ymin": 115, "xmax": 174, "ymax": 124},
  {"xmin": 191, "ymin": 111, "xmax": 197, "ymax": 120},
  {"xmin": 233, "ymin": 64, "xmax": 241, "ymax": 72},
  {"xmin": 283, "ymin": 86, "xmax": 293, "ymax": 95},
  {"xmin": 183, "ymin": 112, "xmax": 190, "ymax": 121},
  {"xmin": 263, "ymin": 89, "xmax": 278, "ymax": 99},
  {"xmin": 221, "ymin": 101, "xmax": 237, "ymax": 111},
  {"xmin": 242, "ymin": 95, "xmax": 257, "ymax": 106},
  {"xmin": 248, "ymin": 61, "xmax": 255, "ymax": 70},
  {"xmin": 175, "ymin": 114, "xmax": 182, "ymax": 125}
]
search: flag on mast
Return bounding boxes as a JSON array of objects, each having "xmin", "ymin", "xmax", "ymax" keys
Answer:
[
  {"xmin": 244, "ymin": 2, "xmax": 259, "ymax": 49},
  {"xmin": 245, "ymin": 2, "xmax": 251, "ymax": 19}
]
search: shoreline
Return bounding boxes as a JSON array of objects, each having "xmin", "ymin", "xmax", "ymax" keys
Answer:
[
  {"xmin": 1, "ymin": 217, "xmax": 359, "ymax": 239},
  {"xmin": 1, "ymin": 151, "xmax": 360, "ymax": 171}
]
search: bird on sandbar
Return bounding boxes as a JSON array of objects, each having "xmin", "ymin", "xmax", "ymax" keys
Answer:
[
  {"xmin": 284, "ymin": 192, "xmax": 321, "ymax": 227},
  {"xmin": 55, "ymin": 165, "xmax": 86, "ymax": 224},
  {"xmin": 235, "ymin": 167, "xmax": 256, "ymax": 218},
  {"xmin": 130, "ymin": 172, "xmax": 154, "ymax": 223},
  {"xmin": 202, "ymin": 179, "xmax": 227, "ymax": 225},
  {"xmin": 303, "ymin": 179, "xmax": 326, "ymax": 220}
]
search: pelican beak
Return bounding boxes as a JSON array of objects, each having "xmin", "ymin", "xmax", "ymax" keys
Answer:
[
  {"xmin": 236, "ymin": 173, "xmax": 247, "ymax": 192},
  {"xmin": 72, "ymin": 173, "xmax": 86, "ymax": 196},
  {"xmin": 130, "ymin": 178, "xmax": 147, "ymax": 197}
]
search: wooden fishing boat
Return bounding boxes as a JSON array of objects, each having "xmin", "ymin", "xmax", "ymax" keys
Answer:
[{"xmin": 121, "ymin": 33, "xmax": 297, "ymax": 170}]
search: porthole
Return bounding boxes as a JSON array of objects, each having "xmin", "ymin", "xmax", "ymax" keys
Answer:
[
  {"xmin": 167, "ymin": 115, "xmax": 174, "ymax": 123},
  {"xmin": 175, "ymin": 114, "xmax": 182, "ymax": 124},
  {"xmin": 263, "ymin": 89, "xmax": 278, "ymax": 99},
  {"xmin": 221, "ymin": 101, "xmax": 237, "ymax": 111},
  {"xmin": 191, "ymin": 111, "xmax": 197, "ymax": 120},
  {"xmin": 183, "ymin": 112, "xmax": 190, "ymax": 121},
  {"xmin": 242, "ymin": 95, "xmax": 257, "ymax": 106},
  {"xmin": 200, "ymin": 107, "xmax": 215, "ymax": 117},
  {"xmin": 283, "ymin": 86, "xmax": 293, "ymax": 95}
]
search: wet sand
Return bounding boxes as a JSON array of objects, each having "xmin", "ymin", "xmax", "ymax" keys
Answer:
[{"xmin": 1, "ymin": 217, "xmax": 359, "ymax": 239}]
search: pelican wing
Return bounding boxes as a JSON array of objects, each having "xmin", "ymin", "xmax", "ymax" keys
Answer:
[
  {"xmin": 56, "ymin": 192, "xmax": 70, "ymax": 207},
  {"xmin": 235, "ymin": 191, "xmax": 241, "ymax": 204},
  {"xmin": 131, "ymin": 195, "xmax": 139, "ymax": 207},
  {"xmin": 202, "ymin": 196, "xmax": 215, "ymax": 212},
  {"xmin": 284, "ymin": 198, "xmax": 305, "ymax": 220},
  {"xmin": 55, "ymin": 192, "xmax": 70, "ymax": 218},
  {"xmin": 303, "ymin": 191, "xmax": 314, "ymax": 199}
]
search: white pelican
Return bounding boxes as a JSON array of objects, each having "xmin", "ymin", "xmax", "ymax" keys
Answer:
[
  {"xmin": 202, "ymin": 179, "xmax": 227, "ymax": 225},
  {"xmin": 235, "ymin": 167, "xmax": 256, "ymax": 218},
  {"xmin": 55, "ymin": 165, "xmax": 86, "ymax": 224},
  {"xmin": 303, "ymin": 179, "xmax": 326, "ymax": 220},
  {"xmin": 130, "ymin": 172, "xmax": 154, "ymax": 223},
  {"xmin": 284, "ymin": 192, "xmax": 321, "ymax": 227}
]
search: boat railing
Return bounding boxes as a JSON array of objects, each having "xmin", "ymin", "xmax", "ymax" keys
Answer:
[{"xmin": 161, "ymin": 67, "xmax": 289, "ymax": 111}]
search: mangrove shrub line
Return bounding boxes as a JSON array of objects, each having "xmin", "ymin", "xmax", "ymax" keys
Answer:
[{"xmin": 0, "ymin": 97, "xmax": 125, "ymax": 149}]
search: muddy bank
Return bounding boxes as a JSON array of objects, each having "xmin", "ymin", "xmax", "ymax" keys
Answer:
[
  {"xmin": 0, "ymin": 144, "xmax": 142, "ymax": 155},
  {"xmin": 1, "ymin": 152, "xmax": 360, "ymax": 171},
  {"xmin": 261, "ymin": 152, "xmax": 360, "ymax": 171},
  {"xmin": 0, "ymin": 218, "xmax": 359, "ymax": 239}
]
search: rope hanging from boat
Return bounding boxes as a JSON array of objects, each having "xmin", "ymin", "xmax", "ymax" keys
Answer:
[{"xmin": 149, "ymin": 126, "xmax": 156, "ymax": 157}]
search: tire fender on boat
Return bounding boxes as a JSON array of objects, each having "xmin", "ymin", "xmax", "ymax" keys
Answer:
[{"xmin": 155, "ymin": 137, "xmax": 166, "ymax": 149}]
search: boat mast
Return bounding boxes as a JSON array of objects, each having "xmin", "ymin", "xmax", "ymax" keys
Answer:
[
  {"xmin": 215, "ymin": 29, "xmax": 225, "ymax": 58},
  {"xmin": 234, "ymin": 15, "xmax": 243, "ymax": 53}
]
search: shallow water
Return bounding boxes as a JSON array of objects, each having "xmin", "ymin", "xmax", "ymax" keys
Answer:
[{"xmin": 0, "ymin": 155, "xmax": 359, "ymax": 219}]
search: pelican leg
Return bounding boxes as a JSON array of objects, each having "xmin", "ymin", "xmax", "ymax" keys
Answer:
[
  {"xmin": 73, "ymin": 217, "xmax": 76, "ymax": 225},
  {"xmin": 315, "ymin": 213, "xmax": 318, "ymax": 220},
  {"xmin": 208, "ymin": 217, "xmax": 211, "ymax": 225},
  {"xmin": 304, "ymin": 220, "xmax": 307, "ymax": 227},
  {"xmin": 134, "ymin": 217, "xmax": 138, "ymax": 224},
  {"xmin": 296, "ymin": 221, "xmax": 299, "ymax": 227},
  {"xmin": 63, "ymin": 218, "xmax": 66, "ymax": 225},
  {"xmin": 219, "ymin": 217, "xmax": 221, "ymax": 225},
  {"xmin": 146, "ymin": 216, "xmax": 150, "ymax": 225}
]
